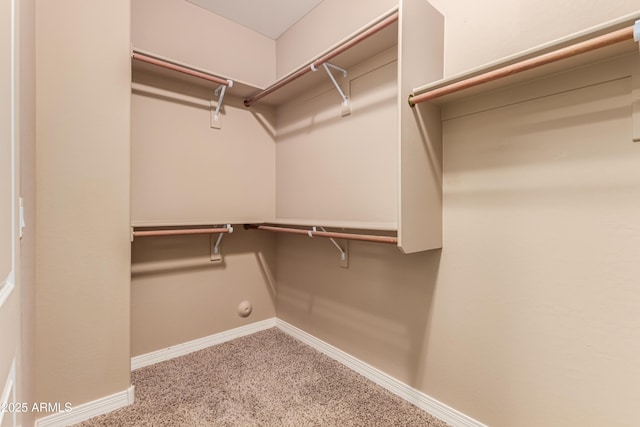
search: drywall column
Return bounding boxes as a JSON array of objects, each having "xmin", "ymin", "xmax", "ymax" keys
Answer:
[
  {"xmin": 35, "ymin": 0, "xmax": 131, "ymax": 413},
  {"xmin": 19, "ymin": 0, "xmax": 37, "ymax": 426}
]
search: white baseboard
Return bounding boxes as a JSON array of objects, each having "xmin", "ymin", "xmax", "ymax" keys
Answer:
[
  {"xmin": 127, "ymin": 317, "xmax": 483, "ymax": 427},
  {"xmin": 276, "ymin": 319, "xmax": 487, "ymax": 427},
  {"xmin": 131, "ymin": 317, "xmax": 277, "ymax": 370},
  {"xmin": 34, "ymin": 319, "xmax": 275, "ymax": 426},
  {"xmin": 35, "ymin": 386, "xmax": 134, "ymax": 427}
]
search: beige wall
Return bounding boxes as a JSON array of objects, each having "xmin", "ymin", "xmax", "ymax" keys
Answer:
[
  {"xmin": 275, "ymin": 49, "xmax": 399, "ymax": 228},
  {"xmin": 428, "ymin": 0, "xmax": 639, "ymax": 77},
  {"xmin": 131, "ymin": 227, "xmax": 276, "ymax": 356},
  {"xmin": 131, "ymin": 72, "xmax": 276, "ymax": 226},
  {"xmin": 276, "ymin": 1, "xmax": 640, "ymax": 427},
  {"xmin": 433, "ymin": 61, "xmax": 639, "ymax": 427},
  {"xmin": 130, "ymin": 0, "xmax": 278, "ymax": 358},
  {"xmin": 277, "ymin": 234, "xmax": 441, "ymax": 383},
  {"xmin": 132, "ymin": 0, "xmax": 275, "ymax": 89},
  {"xmin": 35, "ymin": 0, "xmax": 131, "ymax": 412},
  {"xmin": 275, "ymin": 0, "xmax": 398, "ymax": 78},
  {"xmin": 19, "ymin": 0, "xmax": 36, "ymax": 425}
]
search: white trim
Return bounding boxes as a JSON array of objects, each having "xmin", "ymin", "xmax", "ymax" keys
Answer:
[
  {"xmin": 632, "ymin": 55, "xmax": 640, "ymax": 142},
  {"xmin": 276, "ymin": 319, "xmax": 487, "ymax": 427},
  {"xmin": 128, "ymin": 317, "xmax": 484, "ymax": 426},
  {"xmin": 35, "ymin": 386, "xmax": 134, "ymax": 427},
  {"xmin": 131, "ymin": 318, "xmax": 277, "ymax": 370},
  {"xmin": 10, "ymin": 0, "xmax": 18, "ymax": 294},
  {"xmin": 0, "ymin": 272, "xmax": 15, "ymax": 308},
  {"xmin": 0, "ymin": 358, "xmax": 16, "ymax": 427}
]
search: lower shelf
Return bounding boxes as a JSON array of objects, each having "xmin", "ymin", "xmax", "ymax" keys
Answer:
[{"xmin": 245, "ymin": 223, "xmax": 398, "ymax": 245}]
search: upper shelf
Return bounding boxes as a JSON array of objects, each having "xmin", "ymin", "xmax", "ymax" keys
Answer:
[
  {"xmin": 243, "ymin": 8, "xmax": 399, "ymax": 107},
  {"xmin": 269, "ymin": 218, "xmax": 398, "ymax": 232},
  {"xmin": 131, "ymin": 48, "xmax": 260, "ymax": 99},
  {"xmin": 130, "ymin": 8, "xmax": 399, "ymax": 106},
  {"xmin": 410, "ymin": 12, "xmax": 640, "ymax": 105}
]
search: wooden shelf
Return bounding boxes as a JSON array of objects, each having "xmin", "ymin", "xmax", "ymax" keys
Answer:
[
  {"xmin": 130, "ymin": 1, "xmax": 445, "ymax": 253},
  {"xmin": 272, "ymin": 0, "xmax": 445, "ymax": 253},
  {"xmin": 411, "ymin": 11, "xmax": 640, "ymax": 105},
  {"xmin": 246, "ymin": 21, "xmax": 399, "ymax": 106},
  {"xmin": 268, "ymin": 218, "xmax": 398, "ymax": 232},
  {"xmin": 132, "ymin": 54, "xmax": 260, "ymax": 100}
]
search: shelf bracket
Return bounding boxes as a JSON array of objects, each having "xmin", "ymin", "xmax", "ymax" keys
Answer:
[
  {"xmin": 312, "ymin": 62, "xmax": 351, "ymax": 117},
  {"xmin": 310, "ymin": 226, "xmax": 349, "ymax": 268},
  {"xmin": 211, "ymin": 79, "xmax": 233, "ymax": 129},
  {"xmin": 211, "ymin": 224, "xmax": 233, "ymax": 262}
]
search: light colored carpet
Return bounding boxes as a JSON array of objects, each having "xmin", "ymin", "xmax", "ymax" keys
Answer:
[{"xmin": 75, "ymin": 328, "xmax": 450, "ymax": 426}]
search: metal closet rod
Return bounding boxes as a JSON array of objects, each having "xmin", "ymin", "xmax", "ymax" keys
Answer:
[
  {"xmin": 408, "ymin": 24, "xmax": 637, "ymax": 106},
  {"xmin": 243, "ymin": 9, "xmax": 399, "ymax": 107},
  {"xmin": 245, "ymin": 224, "xmax": 398, "ymax": 245},
  {"xmin": 131, "ymin": 49, "xmax": 232, "ymax": 87},
  {"xmin": 132, "ymin": 227, "xmax": 232, "ymax": 237}
]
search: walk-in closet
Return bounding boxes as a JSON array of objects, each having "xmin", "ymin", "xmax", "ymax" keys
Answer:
[{"xmin": 4, "ymin": 0, "xmax": 640, "ymax": 426}]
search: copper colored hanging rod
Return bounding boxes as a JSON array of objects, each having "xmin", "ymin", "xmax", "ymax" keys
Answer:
[
  {"xmin": 244, "ymin": 9, "xmax": 399, "ymax": 107},
  {"xmin": 132, "ymin": 50, "xmax": 231, "ymax": 87},
  {"xmin": 245, "ymin": 224, "xmax": 398, "ymax": 245},
  {"xmin": 132, "ymin": 227, "xmax": 232, "ymax": 238},
  {"xmin": 408, "ymin": 24, "xmax": 636, "ymax": 106}
]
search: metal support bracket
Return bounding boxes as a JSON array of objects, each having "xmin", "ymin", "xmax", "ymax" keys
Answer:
[
  {"xmin": 310, "ymin": 226, "xmax": 349, "ymax": 268},
  {"xmin": 312, "ymin": 62, "xmax": 351, "ymax": 117},
  {"xmin": 211, "ymin": 224, "xmax": 233, "ymax": 262},
  {"xmin": 211, "ymin": 79, "xmax": 233, "ymax": 129}
]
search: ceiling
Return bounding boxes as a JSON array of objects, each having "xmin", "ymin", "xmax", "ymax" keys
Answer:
[{"xmin": 186, "ymin": 0, "xmax": 324, "ymax": 39}]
